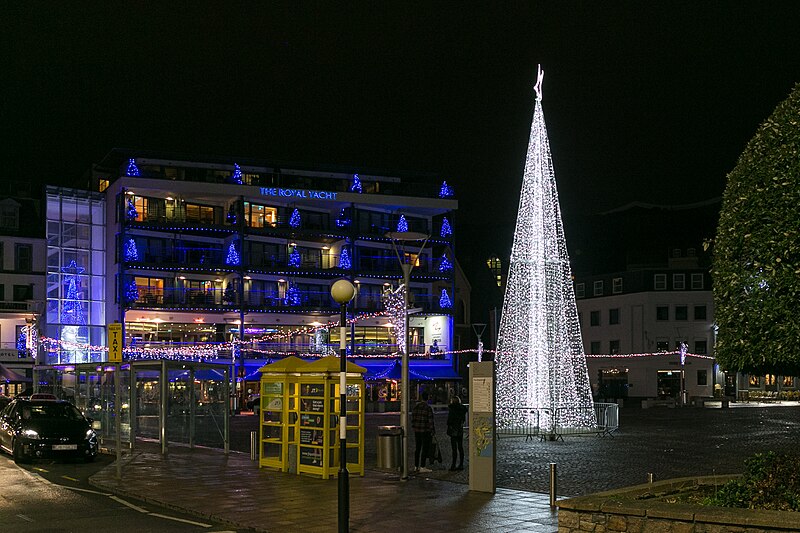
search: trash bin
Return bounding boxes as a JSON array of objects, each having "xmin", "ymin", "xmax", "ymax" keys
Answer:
[{"xmin": 376, "ymin": 425, "xmax": 403, "ymax": 469}]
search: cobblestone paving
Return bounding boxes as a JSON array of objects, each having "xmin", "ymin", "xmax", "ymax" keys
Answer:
[{"xmin": 233, "ymin": 403, "xmax": 800, "ymax": 498}]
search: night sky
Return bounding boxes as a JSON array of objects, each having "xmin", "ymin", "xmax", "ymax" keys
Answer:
[{"xmin": 3, "ymin": 3, "xmax": 800, "ymax": 280}]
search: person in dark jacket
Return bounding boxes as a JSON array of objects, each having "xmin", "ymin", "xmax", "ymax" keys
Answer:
[
  {"xmin": 412, "ymin": 390, "xmax": 435, "ymax": 472},
  {"xmin": 446, "ymin": 395, "xmax": 467, "ymax": 471}
]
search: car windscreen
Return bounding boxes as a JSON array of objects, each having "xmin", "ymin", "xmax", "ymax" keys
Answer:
[{"xmin": 21, "ymin": 403, "xmax": 84, "ymax": 421}]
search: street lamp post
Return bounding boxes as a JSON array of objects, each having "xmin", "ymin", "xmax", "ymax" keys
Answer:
[
  {"xmin": 331, "ymin": 279, "xmax": 356, "ymax": 533},
  {"xmin": 386, "ymin": 230, "xmax": 428, "ymax": 481}
]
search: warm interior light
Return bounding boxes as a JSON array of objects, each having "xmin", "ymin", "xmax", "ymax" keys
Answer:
[
  {"xmin": 322, "ymin": 245, "xmax": 330, "ymax": 250},
  {"xmin": 178, "ymin": 276, "xmax": 186, "ymax": 280},
  {"xmin": 278, "ymin": 278, "xmax": 286, "ymax": 283},
  {"xmin": 243, "ymin": 275, "xmax": 252, "ymax": 280},
  {"xmin": 214, "ymin": 278, "xmax": 222, "ymax": 282}
]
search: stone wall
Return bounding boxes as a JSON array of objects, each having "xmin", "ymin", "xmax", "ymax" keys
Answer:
[{"xmin": 557, "ymin": 475, "xmax": 800, "ymax": 533}]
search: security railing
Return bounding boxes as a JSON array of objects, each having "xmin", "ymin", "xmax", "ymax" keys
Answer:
[{"xmin": 498, "ymin": 402, "xmax": 618, "ymax": 441}]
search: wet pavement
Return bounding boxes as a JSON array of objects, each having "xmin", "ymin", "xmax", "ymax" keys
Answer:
[{"xmin": 89, "ymin": 402, "xmax": 800, "ymax": 532}]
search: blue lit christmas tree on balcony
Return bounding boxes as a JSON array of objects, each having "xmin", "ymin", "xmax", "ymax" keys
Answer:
[
  {"xmin": 440, "ymin": 217, "xmax": 452, "ymax": 238},
  {"xmin": 350, "ymin": 173, "xmax": 363, "ymax": 193},
  {"xmin": 284, "ymin": 283, "xmax": 302, "ymax": 306},
  {"xmin": 60, "ymin": 260, "xmax": 87, "ymax": 363},
  {"xmin": 438, "ymin": 255, "xmax": 453, "ymax": 272},
  {"xmin": 126, "ymin": 158, "xmax": 140, "ymax": 177},
  {"xmin": 396, "ymin": 215, "xmax": 408, "ymax": 233},
  {"xmin": 289, "ymin": 208, "xmax": 301, "ymax": 228},
  {"xmin": 125, "ymin": 279, "xmax": 139, "ymax": 303},
  {"xmin": 338, "ymin": 247, "xmax": 351, "ymax": 269},
  {"xmin": 439, "ymin": 288, "xmax": 453, "ymax": 309},
  {"xmin": 288, "ymin": 247, "xmax": 301, "ymax": 267},
  {"xmin": 439, "ymin": 180, "xmax": 454, "ymax": 198},
  {"xmin": 230, "ymin": 163, "xmax": 243, "ymax": 184},
  {"xmin": 335, "ymin": 208, "xmax": 350, "ymax": 228},
  {"xmin": 226, "ymin": 241, "xmax": 240, "ymax": 266},
  {"xmin": 126, "ymin": 199, "xmax": 138, "ymax": 220},
  {"xmin": 124, "ymin": 238, "xmax": 139, "ymax": 262}
]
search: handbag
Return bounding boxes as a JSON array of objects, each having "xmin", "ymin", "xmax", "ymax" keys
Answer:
[{"xmin": 429, "ymin": 435, "xmax": 443, "ymax": 464}]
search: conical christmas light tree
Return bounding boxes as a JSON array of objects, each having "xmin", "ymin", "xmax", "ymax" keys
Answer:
[{"xmin": 496, "ymin": 66, "xmax": 595, "ymax": 432}]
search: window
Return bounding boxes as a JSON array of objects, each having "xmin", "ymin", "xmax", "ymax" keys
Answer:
[
  {"xmin": 0, "ymin": 203, "xmax": 19, "ymax": 230},
  {"xmin": 656, "ymin": 306, "xmax": 669, "ymax": 321},
  {"xmin": 15, "ymin": 244, "xmax": 32, "ymax": 272},
  {"xmin": 656, "ymin": 340, "xmax": 669, "ymax": 352},
  {"xmin": 13, "ymin": 285, "xmax": 32, "ymax": 301},
  {"xmin": 609, "ymin": 340, "xmax": 620, "ymax": 354},
  {"xmin": 691, "ymin": 273, "xmax": 704, "ymax": 290},
  {"xmin": 0, "ymin": 284, "xmax": 4, "ymax": 301},
  {"xmin": 694, "ymin": 305, "xmax": 707, "ymax": 320},
  {"xmin": 0, "ymin": 242, "xmax": 3, "ymax": 269},
  {"xmin": 694, "ymin": 340, "xmax": 707, "ymax": 354},
  {"xmin": 575, "ymin": 283, "xmax": 585, "ymax": 298},
  {"xmin": 749, "ymin": 375, "xmax": 760, "ymax": 387},
  {"xmin": 612, "ymin": 277, "xmax": 623, "ymax": 294},
  {"xmin": 673, "ymin": 273, "xmax": 685, "ymax": 290},
  {"xmin": 609, "ymin": 308, "xmax": 620, "ymax": 325},
  {"xmin": 783, "ymin": 376, "xmax": 794, "ymax": 387},
  {"xmin": 654, "ymin": 274, "xmax": 666, "ymax": 290},
  {"xmin": 244, "ymin": 202, "xmax": 278, "ymax": 228},
  {"xmin": 675, "ymin": 305, "xmax": 688, "ymax": 320},
  {"xmin": 185, "ymin": 203, "xmax": 216, "ymax": 224},
  {"xmin": 697, "ymin": 369, "xmax": 708, "ymax": 386},
  {"xmin": 590, "ymin": 341, "xmax": 601, "ymax": 354},
  {"xmin": 98, "ymin": 179, "xmax": 110, "ymax": 192},
  {"xmin": 765, "ymin": 374, "xmax": 777, "ymax": 386},
  {"xmin": 593, "ymin": 280, "xmax": 604, "ymax": 296},
  {"xmin": 590, "ymin": 310, "xmax": 600, "ymax": 326}
]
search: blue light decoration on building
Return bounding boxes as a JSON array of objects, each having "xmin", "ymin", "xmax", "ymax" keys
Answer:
[
  {"xmin": 230, "ymin": 163, "xmax": 243, "ymax": 184},
  {"xmin": 439, "ymin": 255, "xmax": 453, "ymax": 272},
  {"xmin": 226, "ymin": 205, "xmax": 238, "ymax": 225},
  {"xmin": 226, "ymin": 241, "xmax": 241, "ymax": 266},
  {"xmin": 439, "ymin": 180, "xmax": 454, "ymax": 198},
  {"xmin": 284, "ymin": 283, "xmax": 302, "ymax": 306},
  {"xmin": 350, "ymin": 173, "xmax": 363, "ymax": 193},
  {"xmin": 61, "ymin": 261, "xmax": 86, "ymax": 325},
  {"xmin": 338, "ymin": 247, "xmax": 351, "ymax": 269},
  {"xmin": 289, "ymin": 208, "xmax": 301, "ymax": 228},
  {"xmin": 396, "ymin": 214, "xmax": 409, "ymax": 233},
  {"xmin": 126, "ymin": 158, "xmax": 140, "ymax": 177},
  {"xmin": 288, "ymin": 247, "xmax": 301, "ymax": 267},
  {"xmin": 124, "ymin": 238, "xmax": 139, "ymax": 262},
  {"xmin": 125, "ymin": 279, "xmax": 139, "ymax": 303},
  {"xmin": 439, "ymin": 288, "xmax": 453, "ymax": 309},
  {"xmin": 16, "ymin": 330, "xmax": 26, "ymax": 353},
  {"xmin": 440, "ymin": 217, "xmax": 452, "ymax": 238},
  {"xmin": 126, "ymin": 198, "xmax": 138, "ymax": 220},
  {"xmin": 335, "ymin": 208, "xmax": 350, "ymax": 228}
]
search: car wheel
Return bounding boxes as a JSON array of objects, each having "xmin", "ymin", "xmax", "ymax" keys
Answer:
[{"xmin": 12, "ymin": 440, "xmax": 28, "ymax": 464}]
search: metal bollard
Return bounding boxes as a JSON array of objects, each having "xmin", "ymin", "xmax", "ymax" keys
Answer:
[
  {"xmin": 648, "ymin": 472, "xmax": 654, "ymax": 484},
  {"xmin": 250, "ymin": 431, "xmax": 258, "ymax": 461},
  {"xmin": 549, "ymin": 463, "xmax": 557, "ymax": 507}
]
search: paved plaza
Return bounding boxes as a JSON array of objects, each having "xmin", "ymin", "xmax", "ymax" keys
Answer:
[{"xmin": 89, "ymin": 403, "xmax": 800, "ymax": 532}]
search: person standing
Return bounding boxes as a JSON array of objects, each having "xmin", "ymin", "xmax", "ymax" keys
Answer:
[
  {"xmin": 447, "ymin": 395, "xmax": 467, "ymax": 471},
  {"xmin": 412, "ymin": 390, "xmax": 435, "ymax": 473}
]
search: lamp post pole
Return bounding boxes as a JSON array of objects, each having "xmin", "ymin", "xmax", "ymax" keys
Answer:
[
  {"xmin": 386, "ymin": 230, "xmax": 428, "ymax": 481},
  {"xmin": 331, "ymin": 279, "xmax": 355, "ymax": 533}
]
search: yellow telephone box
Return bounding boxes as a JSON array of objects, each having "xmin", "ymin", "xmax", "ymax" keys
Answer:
[
  {"xmin": 257, "ymin": 356, "xmax": 305, "ymax": 472},
  {"xmin": 258, "ymin": 356, "xmax": 366, "ymax": 479}
]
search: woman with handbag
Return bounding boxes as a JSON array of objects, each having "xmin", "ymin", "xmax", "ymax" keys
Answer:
[{"xmin": 446, "ymin": 395, "xmax": 467, "ymax": 471}]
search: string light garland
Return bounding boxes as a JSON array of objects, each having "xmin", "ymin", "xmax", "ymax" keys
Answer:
[
  {"xmin": 496, "ymin": 66, "xmax": 595, "ymax": 433},
  {"xmin": 381, "ymin": 284, "xmax": 406, "ymax": 354},
  {"xmin": 126, "ymin": 158, "xmax": 140, "ymax": 177},
  {"xmin": 350, "ymin": 173, "xmax": 362, "ymax": 193},
  {"xmin": 440, "ymin": 217, "xmax": 452, "ymax": 238}
]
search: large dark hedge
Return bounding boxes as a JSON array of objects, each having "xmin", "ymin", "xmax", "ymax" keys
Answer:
[{"xmin": 713, "ymin": 83, "xmax": 800, "ymax": 375}]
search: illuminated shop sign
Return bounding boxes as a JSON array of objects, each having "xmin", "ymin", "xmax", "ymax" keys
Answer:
[{"xmin": 259, "ymin": 187, "xmax": 337, "ymax": 200}]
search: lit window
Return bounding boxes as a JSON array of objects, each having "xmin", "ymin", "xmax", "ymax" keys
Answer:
[{"xmin": 98, "ymin": 179, "xmax": 110, "ymax": 193}]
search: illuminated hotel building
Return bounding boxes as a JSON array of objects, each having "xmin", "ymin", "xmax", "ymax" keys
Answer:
[{"xmin": 44, "ymin": 150, "xmax": 465, "ymax": 401}]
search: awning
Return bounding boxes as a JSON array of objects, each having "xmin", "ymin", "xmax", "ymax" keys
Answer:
[{"xmin": 0, "ymin": 364, "xmax": 32, "ymax": 383}]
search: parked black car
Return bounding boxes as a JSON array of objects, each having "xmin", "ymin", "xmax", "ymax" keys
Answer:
[{"xmin": 0, "ymin": 399, "xmax": 98, "ymax": 463}]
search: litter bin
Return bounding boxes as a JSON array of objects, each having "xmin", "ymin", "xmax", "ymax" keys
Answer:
[{"xmin": 376, "ymin": 425, "xmax": 403, "ymax": 469}]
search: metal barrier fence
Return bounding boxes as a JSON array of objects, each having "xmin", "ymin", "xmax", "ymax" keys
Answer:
[{"xmin": 498, "ymin": 402, "xmax": 618, "ymax": 441}]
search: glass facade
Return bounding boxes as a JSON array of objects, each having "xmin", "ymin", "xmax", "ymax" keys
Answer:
[{"xmin": 46, "ymin": 190, "xmax": 107, "ymax": 364}]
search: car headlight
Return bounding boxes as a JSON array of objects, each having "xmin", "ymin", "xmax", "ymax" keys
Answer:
[{"xmin": 22, "ymin": 429, "xmax": 40, "ymax": 440}]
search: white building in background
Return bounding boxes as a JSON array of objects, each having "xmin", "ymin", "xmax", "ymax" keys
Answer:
[
  {"xmin": 574, "ymin": 249, "xmax": 721, "ymax": 401},
  {"xmin": 0, "ymin": 190, "xmax": 46, "ymax": 394}
]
